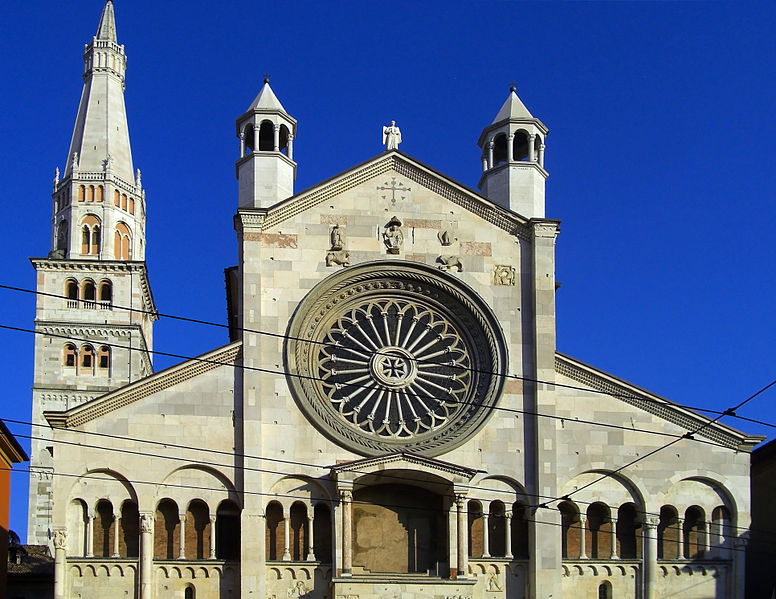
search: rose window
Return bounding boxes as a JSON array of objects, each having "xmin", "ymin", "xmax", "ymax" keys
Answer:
[{"xmin": 286, "ymin": 262, "xmax": 507, "ymax": 457}]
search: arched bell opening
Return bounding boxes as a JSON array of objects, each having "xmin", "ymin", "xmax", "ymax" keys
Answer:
[
  {"xmin": 492, "ymin": 133, "xmax": 508, "ymax": 166},
  {"xmin": 258, "ymin": 120, "xmax": 274, "ymax": 151},
  {"xmin": 513, "ymin": 130, "xmax": 530, "ymax": 162}
]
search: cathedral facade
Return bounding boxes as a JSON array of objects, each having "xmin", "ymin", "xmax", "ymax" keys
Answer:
[{"xmin": 28, "ymin": 3, "xmax": 760, "ymax": 599}]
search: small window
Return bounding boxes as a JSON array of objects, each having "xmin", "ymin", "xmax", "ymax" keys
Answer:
[
  {"xmin": 129, "ymin": 197, "xmax": 135, "ymax": 215},
  {"xmin": 78, "ymin": 185, "xmax": 85, "ymax": 202},
  {"xmin": 87, "ymin": 185, "xmax": 95, "ymax": 202},
  {"xmin": 80, "ymin": 345, "xmax": 94, "ymax": 373},
  {"xmin": 65, "ymin": 279, "xmax": 78, "ymax": 301},
  {"xmin": 63, "ymin": 344, "xmax": 77, "ymax": 367},
  {"xmin": 121, "ymin": 194, "xmax": 128, "ymax": 211},
  {"xmin": 98, "ymin": 346, "xmax": 110, "ymax": 370},
  {"xmin": 114, "ymin": 190, "xmax": 120, "ymax": 206},
  {"xmin": 598, "ymin": 581, "xmax": 612, "ymax": 599},
  {"xmin": 185, "ymin": 586, "xmax": 195, "ymax": 599},
  {"xmin": 97, "ymin": 185, "xmax": 104, "ymax": 203},
  {"xmin": 82, "ymin": 281, "xmax": 96, "ymax": 302},
  {"xmin": 99, "ymin": 281, "xmax": 112, "ymax": 304}
]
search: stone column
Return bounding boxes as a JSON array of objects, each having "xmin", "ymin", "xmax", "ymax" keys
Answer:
[
  {"xmin": 86, "ymin": 514, "xmax": 95, "ymax": 557},
  {"xmin": 456, "ymin": 495, "xmax": 468, "ymax": 578},
  {"xmin": 705, "ymin": 520, "xmax": 714, "ymax": 557},
  {"xmin": 287, "ymin": 134, "xmax": 294, "ymax": 161},
  {"xmin": 732, "ymin": 535, "xmax": 748, "ymax": 599},
  {"xmin": 643, "ymin": 516, "xmax": 659, "ymax": 599},
  {"xmin": 112, "ymin": 513, "xmax": 121, "ymax": 557},
  {"xmin": 528, "ymin": 134, "xmax": 536, "ymax": 162},
  {"xmin": 505, "ymin": 514, "xmax": 513, "ymax": 559},
  {"xmin": 341, "ymin": 490, "xmax": 353, "ymax": 575},
  {"xmin": 482, "ymin": 508, "xmax": 491, "ymax": 558},
  {"xmin": 610, "ymin": 518, "xmax": 618, "ymax": 559},
  {"xmin": 53, "ymin": 529, "xmax": 67, "ymax": 599},
  {"xmin": 487, "ymin": 141, "xmax": 494, "ymax": 169},
  {"xmin": 306, "ymin": 513, "xmax": 316, "ymax": 561},
  {"xmin": 209, "ymin": 515, "xmax": 217, "ymax": 559},
  {"xmin": 507, "ymin": 133, "xmax": 515, "ymax": 162},
  {"xmin": 538, "ymin": 143, "xmax": 546, "ymax": 167},
  {"xmin": 239, "ymin": 131, "xmax": 245, "ymax": 157},
  {"xmin": 178, "ymin": 513, "xmax": 186, "ymax": 559},
  {"xmin": 139, "ymin": 513, "xmax": 154, "ymax": 599},
  {"xmin": 481, "ymin": 157, "xmax": 488, "ymax": 173},
  {"xmin": 578, "ymin": 514, "xmax": 587, "ymax": 559},
  {"xmin": 678, "ymin": 518, "xmax": 686, "ymax": 559},
  {"xmin": 282, "ymin": 515, "xmax": 292, "ymax": 560},
  {"xmin": 252, "ymin": 122, "xmax": 260, "ymax": 152},
  {"xmin": 273, "ymin": 124, "xmax": 280, "ymax": 152}
]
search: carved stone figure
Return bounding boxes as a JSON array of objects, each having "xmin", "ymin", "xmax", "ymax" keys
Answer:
[
  {"xmin": 438, "ymin": 229, "xmax": 452, "ymax": 246},
  {"xmin": 487, "ymin": 571, "xmax": 502, "ymax": 592},
  {"xmin": 437, "ymin": 255, "xmax": 463, "ymax": 272},
  {"xmin": 287, "ymin": 581, "xmax": 308, "ymax": 597},
  {"xmin": 326, "ymin": 249, "xmax": 350, "ymax": 267},
  {"xmin": 382, "ymin": 120, "xmax": 402, "ymax": 150},
  {"xmin": 53, "ymin": 529, "xmax": 67, "ymax": 550},
  {"xmin": 493, "ymin": 265, "xmax": 516, "ymax": 286},
  {"xmin": 383, "ymin": 216, "xmax": 403, "ymax": 254},
  {"xmin": 330, "ymin": 225, "xmax": 344, "ymax": 251}
]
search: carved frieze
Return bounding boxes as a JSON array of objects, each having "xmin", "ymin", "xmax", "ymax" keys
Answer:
[{"xmin": 493, "ymin": 265, "xmax": 516, "ymax": 286}]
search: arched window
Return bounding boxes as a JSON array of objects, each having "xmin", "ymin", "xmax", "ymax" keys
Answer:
[
  {"xmin": 98, "ymin": 346, "xmax": 111, "ymax": 370},
  {"xmin": 243, "ymin": 124, "xmax": 255, "ymax": 155},
  {"xmin": 598, "ymin": 581, "xmax": 612, "ymax": 599},
  {"xmin": 129, "ymin": 197, "xmax": 135, "ymax": 214},
  {"xmin": 95, "ymin": 499, "xmax": 115, "ymax": 558},
  {"xmin": 186, "ymin": 500, "xmax": 211, "ymax": 559},
  {"xmin": 216, "ymin": 500, "xmax": 241, "ymax": 560},
  {"xmin": 67, "ymin": 499, "xmax": 89, "ymax": 556},
  {"xmin": 120, "ymin": 501, "xmax": 140, "ymax": 558},
  {"xmin": 114, "ymin": 223, "xmax": 132, "ymax": 260},
  {"xmin": 82, "ymin": 280, "xmax": 96, "ymax": 306},
  {"xmin": 511, "ymin": 501, "xmax": 529, "ymax": 558},
  {"xmin": 80, "ymin": 345, "xmax": 95, "ymax": 375},
  {"xmin": 78, "ymin": 185, "xmax": 85, "ymax": 202},
  {"xmin": 586, "ymin": 503, "xmax": 612, "ymax": 559},
  {"xmin": 684, "ymin": 506, "xmax": 706, "ymax": 559},
  {"xmin": 65, "ymin": 279, "xmax": 78, "ymax": 307},
  {"xmin": 559, "ymin": 501, "xmax": 580, "ymax": 559},
  {"xmin": 154, "ymin": 499, "xmax": 180, "ymax": 559},
  {"xmin": 488, "ymin": 501, "xmax": 506, "ymax": 557},
  {"xmin": 80, "ymin": 215, "xmax": 101, "ymax": 255},
  {"xmin": 99, "ymin": 280, "xmax": 112, "ymax": 307},
  {"xmin": 57, "ymin": 221, "xmax": 69, "ymax": 253},
  {"xmin": 467, "ymin": 500, "xmax": 484, "ymax": 557},
  {"xmin": 97, "ymin": 185, "xmax": 104, "ymax": 203},
  {"xmin": 265, "ymin": 502, "xmax": 284, "ymax": 560},
  {"xmin": 711, "ymin": 505, "xmax": 732, "ymax": 558},
  {"xmin": 87, "ymin": 185, "xmax": 95, "ymax": 202},
  {"xmin": 616, "ymin": 503, "xmax": 639, "ymax": 559},
  {"xmin": 289, "ymin": 502, "xmax": 308, "ymax": 561},
  {"xmin": 313, "ymin": 503, "xmax": 332, "ymax": 563},
  {"xmin": 63, "ymin": 344, "xmax": 77, "ymax": 367},
  {"xmin": 658, "ymin": 505, "xmax": 680, "ymax": 559},
  {"xmin": 121, "ymin": 194, "xmax": 128, "ymax": 211},
  {"xmin": 114, "ymin": 190, "xmax": 121, "ymax": 206},
  {"xmin": 279, "ymin": 124, "xmax": 290, "ymax": 155},
  {"xmin": 513, "ymin": 130, "xmax": 530, "ymax": 161},
  {"xmin": 185, "ymin": 586, "xmax": 195, "ymax": 599},
  {"xmin": 259, "ymin": 120, "xmax": 274, "ymax": 151},
  {"xmin": 492, "ymin": 133, "xmax": 507, "ymax": 166}
]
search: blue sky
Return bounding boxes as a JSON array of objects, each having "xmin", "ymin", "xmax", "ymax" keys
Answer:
[{"xmin": 1, "ymin": 1, "xmax": 775, "ymax": 538}]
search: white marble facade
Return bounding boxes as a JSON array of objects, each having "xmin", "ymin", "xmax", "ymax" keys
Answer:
[{"xmin": 29, "ymin": 4, "xmax": 761, "ymax": 599}]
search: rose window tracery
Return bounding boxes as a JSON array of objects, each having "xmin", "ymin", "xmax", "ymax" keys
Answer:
[{"xmin": 286, "ymin": 262, "xmax": 507, "ymax": 457}]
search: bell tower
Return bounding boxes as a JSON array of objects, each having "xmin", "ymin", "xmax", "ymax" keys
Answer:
[
  {"xmin": 478, "ymin": 86, "xmax": 549, "ymax": 218},
  {"xmin": 235, "ymin": 78, "xmax": 297, "ymax": 208},
  {"xmin": 27, "ymin": 0, "xmax": 157, "ymax": 546}
]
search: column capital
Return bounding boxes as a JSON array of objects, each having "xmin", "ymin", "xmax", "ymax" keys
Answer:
[
  {"xmin": 273, "ymin": 123, "xmax": 280, "ymax": 131},
  {"xmin": 340, "ymin": 489, "xmax": 353, "ymax": 502},
  {"xmin": 210, "ymin": 515, "xmax": 217, "ymax": 524},
  {"xmin": 53, "ymin": 529, "xmax": 68, "ymax": 550},
  {"xmin": 528, "ymin": 133, "xmax": 536, "ymax": 140},
  {"xmin": 578, "ymin": 512, "xmax": 587, "ymax": 522},
  {"xmin": 643, "ymin": 515, "xmax": 660, "ymax": 530},
  {"xmin": 139, "ymin": 513, "xmax": 154, "ymax": 533},
  {"xmin": 488, "ymin": 140, "xmax": 495, "ymax": 149}
]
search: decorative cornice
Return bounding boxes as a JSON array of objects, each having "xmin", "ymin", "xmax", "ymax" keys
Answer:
[
  {"xmin": 330, "ymin": 451, "xmax": 481, "ymax": 479},
  {"xmin": 261, "ymin": 152, "xmax": 531, "ymax": 240},
  {"xmin": 555, "ymin": 352, "xmax": 763, "ymax": 451},
  {"xmin": 45, "ymin": 342, "xmax": 242, "ymax": 428}
]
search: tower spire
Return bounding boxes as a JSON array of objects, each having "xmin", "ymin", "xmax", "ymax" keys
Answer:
[{"xmin": 95, "ymin": 0, "xmax": 118, "ymax": 42}]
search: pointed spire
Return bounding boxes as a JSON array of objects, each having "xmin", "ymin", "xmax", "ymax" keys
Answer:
[
  {"xmin": 95, "ymin": 1, "xmax": 118, "ymax": 42},
  {"xmin": 491, "ymin": 86, "xmax": 534, "ymax": 123},
  {"xmin": 247, "ymin": 80, "xmax": 288, "ymax": 113}
]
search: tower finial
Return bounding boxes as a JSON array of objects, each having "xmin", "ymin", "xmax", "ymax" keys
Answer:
[
  {"xmin": 264, "ymin": 73, "xmax": 271, "ymax": 84},
  {"xmin": 509, "ymin": 81, "xmax": 516, "ymax": 93}
]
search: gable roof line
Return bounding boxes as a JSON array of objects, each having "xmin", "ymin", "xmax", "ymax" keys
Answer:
[
  {"xmin": 555, "ymin": 352, "xmax": 763, "ymax": 450},
  {"xmin": 254, "ymin": 151, "xmax": 533, "ymax": 238},
  {"xmin": 45, "ymin": 341, "xmax": 242, "ymax": 429}
]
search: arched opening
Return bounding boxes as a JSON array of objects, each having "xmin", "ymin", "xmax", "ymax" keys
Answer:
[
  {"xmin": 185, "ymin": 585, "xmax": 195, "ymax": 599},
  {"xmin": 711, "ymin": 505, "xmax": 732, "ymax": 557},
  {"xmin": 63, "ymin": 343, "xmax": 77, "ymax": 368},
  {"xmin": 67, "ymin": 499, "xmax": 88, "ymax": 556},
  {"xmin": 79, "ymin": 345, "xmax": 95, "ymax": 375},
  {"xmin": 82, "ymin": 279, "xmax": 96, "ymax": 303},
  {"xmin": 121, "ymin": 194, "xmax": 128, "ymax": 211},
  {"xmin": 534, "ymin": 134, "xmax": 543, "ymax": 165},
  {"xmin": 658, "ymin": 505, "xmax": 680, "ymax": 559},
  {"xmin": 511, "ymin": 501, "xmax": 529, "ymax": 558},
  {"xmin": 94, "ymin": 499, "xmax": 115, "ymax": 558},
  {"xmin": 120, "ymin": 500, "xmax": 139, "ymax": 557},
  {"xmin": 185, "ymin": 499, "xmax": 211, "ymax": 559},
  {"xmin": 114, "ymin": 223, "xmax": 132, "ymax": 260},
  {"xmin": 513, "ymin": 130, "xmax": 530, "ymax": 161},
  {"xmin": 99, "ymin": 280, "xmax": 112, "ymax": 306},
  {"xmin": 492, "ymin": 133, "xmax": 507, "ymax": 166},
  {"xmin": 258, "ymin": 120, "xmax": 274, "ymax": 151},
  {"xmin": 313, "ymin": 502, "xmax": 333, "ymax": 563},
  {"xmin": 279, "ymin": 124, "xmax": 290, "ymax": 155},
  {"xmin": 243, "ymin": 124, "xmax": 255, "ymax": 155},
  {"xmin": 353, "ymin": 484, "xmax": 445, "ymax": 574},
  {"xmin": 467, "ymin": 500, "xmax": 485, "ymax": 558},
  {"xmin": 65, "ymin": 279, "xmax": 78, "ymax": 306},
  {"xmin": 78, "ymin": 185, "xmax": 85, "ymax": 202},
  {"xmin": 216, "ymin": 500, "xmax": 240, "ymax": 560},
  {"xmin": 290, "ymin": 502, "xmax": 308, "ymax": 561},
  {"xmin": 154, "ymin": 499, "xmax": 180, "ymax": 559},
  {"xmin": 114, "ymin": 190, "xmax": 121, "ymax": 206},
  {"xmin": 598, "ymin": 580, "xmax": 612, "ymax": 599},
  {"xmin": 97, "ymin": 346, "xmax": 111, "ymax": 371},
  {"xmin": 586, "ymin": 502, "xmax": 612, "ymax": 559},
  {"xmin": 87, "ymin": 185, "xmax": 95, "ymax": 202},
  {"xmin": 488, "ymin": 501, "xmax": 506, "ymax": 557},
  {"xmin": 684, "ymin": 506, "xmax": 706, "ymax": 559},
  {"xmin": 57, "ymin": 221, "xmax": 68, "ymax": 252},
  {"xmin": 265, "ymin": 501, "xmax": 284, "ymax": 560},
  {"xmin": 97, "ymin": 185, "xmax": 104, "ymax": 203},
  {"xmin": 81, "ymin": 215, "xmax": 100, "ymax": 255},
  {"xmin": 559, "ymin": 501, "xmax": 580, "ymax": 558},
  {"xmin": 616, "ymin": 503, "xmax": 640, "ymax": 559},
  {"xmin": 129, "ymin": 197, "xmax": 135, "ymax": 214}
]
